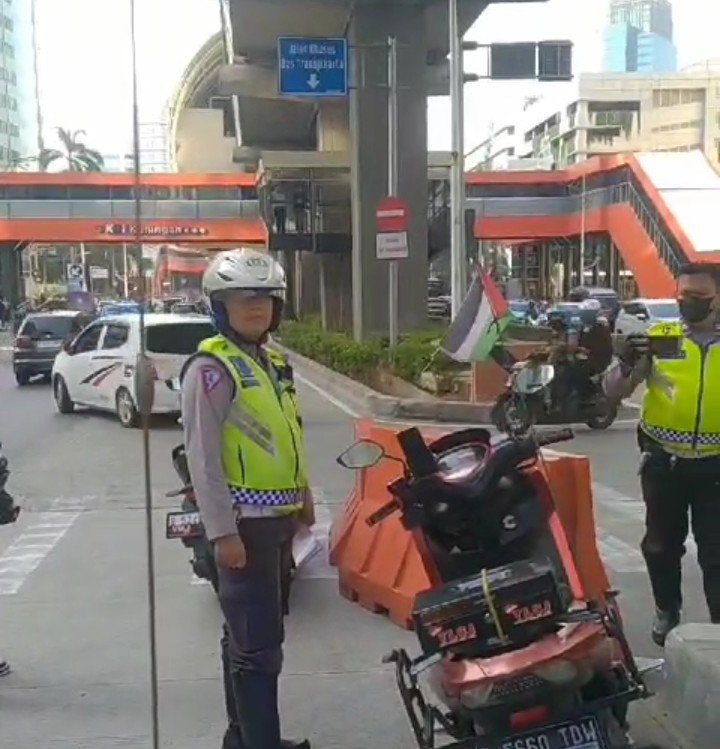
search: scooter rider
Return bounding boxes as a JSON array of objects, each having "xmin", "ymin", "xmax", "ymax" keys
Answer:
[
  {"xmin": 608, "ymin": 263, "xmax": 720, "ymax": 646},
  {"xmin": 181, "ymin": 247, "xmax": 313, "ymax": 749}
]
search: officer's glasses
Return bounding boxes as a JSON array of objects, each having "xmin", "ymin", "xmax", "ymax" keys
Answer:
[{"xmin": 222, "ymin": 289, "xmax": 284, "ymax": 301}]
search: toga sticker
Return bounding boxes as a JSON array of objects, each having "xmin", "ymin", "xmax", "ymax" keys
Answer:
[{"xmin": 201, "ymin": 365, "xmax": 223, "ymax": 393}]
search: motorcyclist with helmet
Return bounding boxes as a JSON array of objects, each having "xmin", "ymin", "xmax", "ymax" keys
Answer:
[
  {"xmin": 608, "ymin": 262, "xmax": 720, "ymax": 646},
  {"xmin": 180, "ymin": 247, "xmax": 312, "ymax": 749}
]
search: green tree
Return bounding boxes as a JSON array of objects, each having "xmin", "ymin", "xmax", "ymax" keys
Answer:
[
  {"xmin": 38, "ymin": 127, "xmax": 105, "ymax": 172},
  {"xmin": 14, "ymin": 127, "xmax": 105, "ymax": 172}
]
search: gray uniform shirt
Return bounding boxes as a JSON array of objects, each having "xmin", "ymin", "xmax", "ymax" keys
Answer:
[{"xmin": 181, "ymin": 350, "xmax": 280, "ymax": 542}]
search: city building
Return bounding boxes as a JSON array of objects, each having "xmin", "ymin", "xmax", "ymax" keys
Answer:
[
  {"xmin": 101, "ymin": 120, "xmax": 171, "ymax": 174},
  {"xmin": 138, "ymin": 119, "xmax": 171, "ymax": 173},
  {"xmin": 603, "ymin": 0, "xmax": 677, "ymax": 74},
  {"xmin": 101, "ymin": 153, "xmax": 133, "ymax": 173},
  {"xmin": 2, "ymin": 0, "xmax": 41, "ymax": 166},
  {"xmin": 475, "ymin": 68, "xmax": 720, "ymax": 171}
]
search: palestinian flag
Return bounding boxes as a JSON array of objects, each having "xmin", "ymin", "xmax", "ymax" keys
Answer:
[{"xmin": 441, "ymin": 272, "xmax": 512, "ymax": 362}]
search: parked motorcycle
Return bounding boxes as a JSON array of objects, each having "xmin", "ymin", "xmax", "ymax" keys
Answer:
[
  {"xmin": 337, "ymin": 426, "xmax": 653, "ymax": 749},
  {"xmin": 492, "ymin": 354, "xmax": 617, "ymax": 434},
  {"xmin": 0, "ymin": 442, "xmax": 20, "ymax": 526},
  {"xmin": 165, "ymin": 444, "xmax": 219, "ymax": 592}
]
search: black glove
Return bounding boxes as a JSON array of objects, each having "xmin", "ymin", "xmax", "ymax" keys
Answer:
[
  {"xmin": 0, "ymin": 490, "xmax": 19, "ymax": 525},
  {"xmin": 618, "ymin": 333, "xmax": 649, "ymax": 373}
]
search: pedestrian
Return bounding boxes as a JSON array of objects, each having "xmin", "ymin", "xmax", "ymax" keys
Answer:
[
  {"xmin": 292, "ymin": 188, "xmax": 307, "ymax": 233},
  {"xmin": 180, "ymin": 246, "xmax": 312, "ymax": 749},
  {"xmin": 608, "ymin": 263, "xmax": 720, "ymax": 646}
]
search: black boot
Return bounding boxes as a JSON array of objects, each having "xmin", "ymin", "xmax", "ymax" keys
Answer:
[
  {"xmin": 232, "ymin": 671, "xmax": 310, "ymax": 749},
  {"xmin": 222, "ymin": 726, "xmax": 309, "ymax": 749},
  {"xmin": 652, "ymin": 608, "xmax": 680, "ymax": 647}
]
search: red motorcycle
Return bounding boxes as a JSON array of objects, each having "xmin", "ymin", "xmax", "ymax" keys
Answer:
[{"xmin": 337, "ymin": 426, "xmax": 652, "ymax": 749}]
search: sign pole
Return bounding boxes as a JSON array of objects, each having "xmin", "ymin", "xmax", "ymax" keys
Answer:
[
  {"xmin": 387, "ymin": 35, "xmax": 399, "ymax": 348},
  {"xmin": 449, "ymin": 0, "xmax": 467, "ymax": 318}
]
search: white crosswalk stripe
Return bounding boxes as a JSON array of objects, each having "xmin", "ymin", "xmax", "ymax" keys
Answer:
[{"xmin": 0, "ymin": 496, "xmax": 90, "ymax": 595}]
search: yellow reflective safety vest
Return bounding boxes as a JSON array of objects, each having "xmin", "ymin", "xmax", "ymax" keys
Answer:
[
  {"xmin": 197, "ymin": 335, "xmax": 309, "ymax": 509},
  {"xmin": 640, "ymin": 327, "xmax": 720, "ymax": 457}
]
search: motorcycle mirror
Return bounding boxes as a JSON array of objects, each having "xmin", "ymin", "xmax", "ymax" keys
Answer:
[
  {"xmin": 336, "ymin": 439, "xmax": 386, "ymax": 470},
  {"xmin": 514, "ymin": 363, "xmax": 555, "ymax": 394}
]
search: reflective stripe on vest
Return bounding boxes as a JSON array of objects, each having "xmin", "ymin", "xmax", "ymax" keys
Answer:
[
  {"xmin": 197, "ymin": 336, "xmax": 308, "ymax": 507},
  {"xmin": 640, "ymin": 337, "xmax": 720, "ymax": 457}
]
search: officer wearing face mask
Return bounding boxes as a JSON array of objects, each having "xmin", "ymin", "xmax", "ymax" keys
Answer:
[
  {"xmin": 181, "ymin": 247, "xmax": 312, "ymax": 749},
  {"xmin": 608, "ymin": 263, "xmax": 720, "ymax": 646}
]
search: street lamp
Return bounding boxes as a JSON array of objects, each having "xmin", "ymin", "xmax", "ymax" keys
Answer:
[{"xmin": 447, "ymin": 0, "xmax": 567, "ymax": 318}]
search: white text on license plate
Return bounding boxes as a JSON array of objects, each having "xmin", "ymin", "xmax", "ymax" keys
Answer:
[
  {"xmin": 500, "ymin": 716, "xmax": 603, "ymax": 749},
  {"xmin": 166, "ymin": 511, "xmax": 203, "ymax": 539}
]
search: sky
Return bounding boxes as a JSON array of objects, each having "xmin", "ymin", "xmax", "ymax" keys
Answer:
[{"xmin": 33, "ymin": 0, "xmax": 720, "ymax": 155}]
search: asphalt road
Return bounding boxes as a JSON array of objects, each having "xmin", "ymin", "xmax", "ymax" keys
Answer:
[{"xmin": 0, "ymin": 343, "xmax": 694, "ymax": 749}]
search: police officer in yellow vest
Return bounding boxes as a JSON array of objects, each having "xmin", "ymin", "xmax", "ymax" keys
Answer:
[
  {"xmin": 181, "ymin": 247, "xmax": 312, "ymax": 749},
  {"xmin": 610, "ymin": 263, "xmax": 720, "ymax": 646}
]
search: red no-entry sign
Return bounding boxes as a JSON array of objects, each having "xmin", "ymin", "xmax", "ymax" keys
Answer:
[{"xmin": 376, "ymin": 196, "xmax": 409, "ymax": 233}]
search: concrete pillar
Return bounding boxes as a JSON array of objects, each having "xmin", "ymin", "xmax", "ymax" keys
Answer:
[
  {"xmin": 349, "ymin": 3, "xmax": 429, "ymax": 339},
  {"xmin": 317, "ymin": 103, "xmax": 350, "ymax": 152},
  {"xmin": 0, "ymin": 243, "xmax": 22, "ymax": 306}
]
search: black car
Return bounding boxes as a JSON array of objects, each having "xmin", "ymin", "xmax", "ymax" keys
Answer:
[{"xmin": 12, "ymin": 310, "xmax": 93, "ymax": 386}]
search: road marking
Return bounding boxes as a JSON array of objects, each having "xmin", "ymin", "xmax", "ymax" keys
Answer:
[
  {"xmin": 0, "ymin": 497, "xmax": 87, "ymax": 596},
  {"xmin": 295, "ymin": 372, "xmax": 360, "ymax": 417}
]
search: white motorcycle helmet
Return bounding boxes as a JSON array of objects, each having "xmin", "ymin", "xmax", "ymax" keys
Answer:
[{"xmin": 202, "ymin": 247, "xmax": 286, "ymax": 334}]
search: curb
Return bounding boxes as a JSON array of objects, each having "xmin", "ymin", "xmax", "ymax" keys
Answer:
[{"xmin": 272, "ymin": 341, "xmax": 640, "ymax": 425}]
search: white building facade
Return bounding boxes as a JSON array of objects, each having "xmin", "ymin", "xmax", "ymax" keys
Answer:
[
  {"xmin": 472, "ymin": 67, "xmax": 720, "ymax": 171},
  {"xmin": 2, "ymin": 0, "xmax": 41, "ymax": 165}
]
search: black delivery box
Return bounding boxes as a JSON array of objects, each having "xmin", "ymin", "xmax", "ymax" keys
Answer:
[{"xmin": 412, "ymin": 559, "xmax": 562, "ymax": 658}]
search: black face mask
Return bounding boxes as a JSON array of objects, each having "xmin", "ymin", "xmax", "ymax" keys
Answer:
[{"xmin": 679, "ymin": 298, "xmax": 714, "ymax": 325}]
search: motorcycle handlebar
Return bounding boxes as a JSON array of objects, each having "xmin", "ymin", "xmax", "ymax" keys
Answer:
[{"xmin": 533, "ymin": 428, "xmax": 575, "ymax": 448}]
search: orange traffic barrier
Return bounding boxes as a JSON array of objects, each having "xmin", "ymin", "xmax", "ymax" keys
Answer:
[{"xmin": 329, "ymin": 420, "xmax": 611, "ymax": 629}]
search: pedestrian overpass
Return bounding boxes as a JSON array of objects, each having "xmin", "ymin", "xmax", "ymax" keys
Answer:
[{"xmin": 467, "ymin": 149, "xmax": 720, "ymax": 299}]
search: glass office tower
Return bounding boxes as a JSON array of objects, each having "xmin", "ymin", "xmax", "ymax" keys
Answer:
[{"xmin": 603, "ymin": 0, "xmax": 677, "ymax": 73}]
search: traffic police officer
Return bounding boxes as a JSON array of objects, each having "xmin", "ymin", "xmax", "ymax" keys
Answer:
[
  {"xmin": 181, "ymin": 247, "xmax": 312, "ymax": 749},
  {"xmin": 609, "ymin": 263, "xmax": 720, "ymax": 646}
]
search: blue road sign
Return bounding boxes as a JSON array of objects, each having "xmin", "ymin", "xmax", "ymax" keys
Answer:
[{"xmin": 278, "ymin": 37, "xmax": 348, "ymax": 98}]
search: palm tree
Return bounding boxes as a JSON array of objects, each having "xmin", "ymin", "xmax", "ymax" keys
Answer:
[{"xmin": 36, "ymin": 127, "xmax": 104, "ymax": 172}]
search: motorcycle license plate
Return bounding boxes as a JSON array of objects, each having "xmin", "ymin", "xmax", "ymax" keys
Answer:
[
  {"xmin": 492, "ymin": 715, "xmax": 606, "ymax": 749},
  {"xmin": 165, "ymin": 511, "xmax": 203, "ymax": 540}
]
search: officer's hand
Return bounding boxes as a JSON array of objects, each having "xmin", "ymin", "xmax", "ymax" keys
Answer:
[
  {"xmin": 618, "ymin": 333, "xmax": 649, "ymax": 368},
  {"xmin": 300, "ymin": 488, "xmax": 316, "ymax": 528},
  {"xmin": 214, "ymin": 534, "xmax": 247, "ymax": 570}
]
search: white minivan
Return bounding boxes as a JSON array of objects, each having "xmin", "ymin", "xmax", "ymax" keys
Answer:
[{"xmin": 52, "ymin": 313, "xmax": 216, "ymax": 427}]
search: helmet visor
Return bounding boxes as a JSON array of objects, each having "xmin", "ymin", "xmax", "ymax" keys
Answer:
[{"xmin": 214, "ymin": 287, "xmax": 285, "ymax": 302}]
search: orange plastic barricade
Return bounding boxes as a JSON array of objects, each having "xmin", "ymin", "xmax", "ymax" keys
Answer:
[{"xmin": 329, "ymin": 420, "xmax": 611, "ymax": 629}]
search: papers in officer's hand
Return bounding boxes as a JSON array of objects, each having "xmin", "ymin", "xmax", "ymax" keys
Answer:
[{"xmin": 292, "ymin": 523, "xmax": 322, "ymax": 568}]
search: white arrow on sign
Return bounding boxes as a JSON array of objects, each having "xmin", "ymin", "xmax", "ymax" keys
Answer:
[{"xmin": 307, "ymin": 73, "xmax": 320, "ymax": 90}]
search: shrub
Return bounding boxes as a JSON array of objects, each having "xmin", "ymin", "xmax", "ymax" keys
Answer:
[{"xmin": 277, "ymin": 319, "xmax": 465, "ymax": 387}]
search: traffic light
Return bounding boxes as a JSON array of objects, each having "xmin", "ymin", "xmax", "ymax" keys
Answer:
[
  {"xmin": 489, "ymin": 43, "xmax": 537, "ymax": 80},
  {"xmin": 537, "ymin": 40, "xmax": 573, "ymax": 81}
]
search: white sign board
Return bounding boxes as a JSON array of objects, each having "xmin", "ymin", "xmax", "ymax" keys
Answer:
[
  {"xmin": 90, "ymin": 266, "xmax": 109, "ymax": 280},
  {"xmin": 375, "ymin": 231, "xmax": 409, "ymax": 260}
]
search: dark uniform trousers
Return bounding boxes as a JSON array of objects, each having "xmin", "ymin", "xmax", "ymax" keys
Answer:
[
  {"xmin": 217, "ymin": 515, "xmax": 297, "ymax": 749},
  {"xmin": 640, "ymin": 450, "xmax": 720, "ymax": 622}
]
